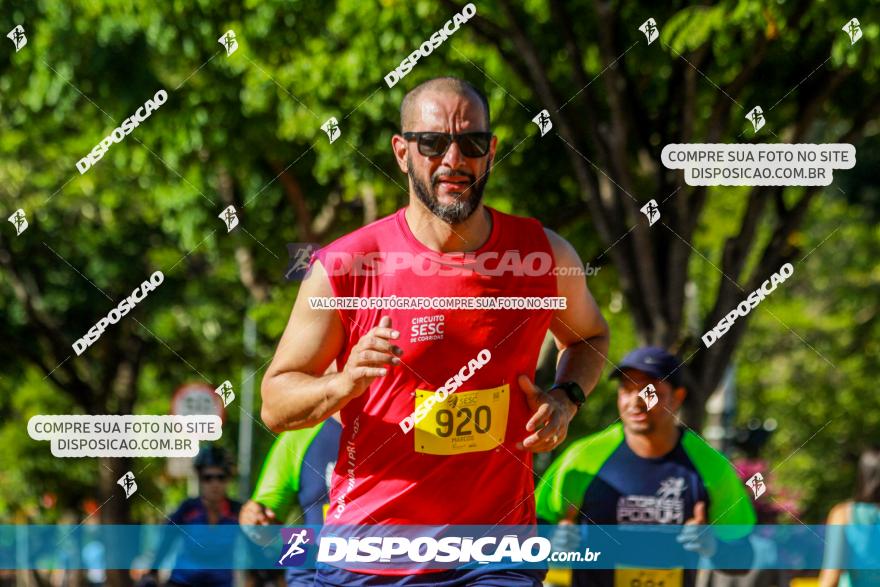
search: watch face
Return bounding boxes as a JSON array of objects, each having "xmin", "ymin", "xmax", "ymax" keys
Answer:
[{"xmin": 560, "ymin": 382, "xmax": 585, "ymax": 405}]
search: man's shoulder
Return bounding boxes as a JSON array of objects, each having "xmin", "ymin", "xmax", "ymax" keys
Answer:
[
  {"xmin": 318, "ymin": 210, "xmax": 401, "ymax": 255},
  {"xmin": 541, "ymin": 227, "xmax": 580, "ymax": 267},
  {"xmin": 680, "ymin": 430, "xmax": 757, "ymax": 529},
  {"xmin": 558, "ymin": 423, "xmax": 625, "ymax": 471},
  {"xmin": 484, "ymin": 207, "xmax": 563, "ymax": 260},
  {"xmin": 679, "ymin": 429, "xmax": 740, "ymax": 480}
]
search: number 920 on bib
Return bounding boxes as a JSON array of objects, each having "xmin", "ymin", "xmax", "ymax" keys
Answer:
[{"xmin": 414, "ymin": 384, "xmax": 509, "ymax": 455}]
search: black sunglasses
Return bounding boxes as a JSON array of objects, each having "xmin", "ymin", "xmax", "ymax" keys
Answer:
[
  {"xmin": 200, "ymin": 473, "xmax": 227, "ymax": 482},
  {"xmin": 402, "ymin": 131, "xmax": 492, "ymax": 158}
]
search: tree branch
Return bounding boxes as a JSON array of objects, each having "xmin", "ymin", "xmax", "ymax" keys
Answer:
[
  {"xmin": 438, "ymin": 0, "xmax": 535, "ymax": 87},
  {"xmin": 547, "ymin": 0, "xmax": 612, "ymax": 167},
  {"xmin": 592, "ymin": 0, "xmax": 666, "ymax": 341},
  {"xmin": 218, "ymin": 168, "xmax": 272, "ymax": 302},
  {"xmin": 268, "ymin": 160, "xmax": 316, "ymax": 242},
  {"xmin": 696, "ymin": 185, "xmax": 820, "ymax": 394},
  {"xmin": 0, "ymin": 235, "xmax": 98, "ymax": 404}
]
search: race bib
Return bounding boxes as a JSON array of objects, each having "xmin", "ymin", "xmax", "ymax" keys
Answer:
[
  {"xmin": 414, "ymin": 384, "xmax": 509, "ymax": 455},
  {"xmin": 614, "ymin": 567, "xmax": 683, "ymax": 587}
]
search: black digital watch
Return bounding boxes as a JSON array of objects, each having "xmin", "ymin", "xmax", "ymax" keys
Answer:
[{"xmin": 549, "ymin": 381, "xmax": 586, "ymax": 411}]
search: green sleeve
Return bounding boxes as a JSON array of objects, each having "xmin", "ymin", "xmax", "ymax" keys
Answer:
[
  {"xmin": 681, "ymin": 431, "xmax": 757, "ymax": 540},
  {"xmin": 250, "ymin": 423, "xmax": 324, "ymax": 519},
  {"xmin": 536, "ymin": 423, "xmax": 624, "ymax": 523}
]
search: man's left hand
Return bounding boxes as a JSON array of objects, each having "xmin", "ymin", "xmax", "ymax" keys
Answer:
[
  {"xmin": 677, "ymin": 501, "xmax": 717, "ymax": 558},
  {"xmin": 517, "ymin": 374, "xmax": 578, "ymax": 452}
]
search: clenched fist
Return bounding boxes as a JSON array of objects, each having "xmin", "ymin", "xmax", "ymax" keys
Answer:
[{"xmin": 335, "ymin": 316, "xmax": 403, "ymax": 399}]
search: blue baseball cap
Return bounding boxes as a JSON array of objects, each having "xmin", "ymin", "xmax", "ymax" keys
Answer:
[{"xmin": 610, "ymin": 346, "xmax": 684, "ymax": 388}]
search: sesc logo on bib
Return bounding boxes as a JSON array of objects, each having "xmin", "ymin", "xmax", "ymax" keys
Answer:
[{"xmin": 414, "ymin": 384, "xmax": 509, "ymax": 455}]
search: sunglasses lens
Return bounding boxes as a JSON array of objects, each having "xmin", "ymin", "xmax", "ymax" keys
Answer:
[
  {"xmin": 459, "ymin": 134, "xmax": 490, "ymax": 157},
  {"xmin": 419, "ymin": 133, "xmax": 451, "ymax": 157},
  {"xmin": 410, "ymin": 132, "xmax": 491, "ymax": 157}
]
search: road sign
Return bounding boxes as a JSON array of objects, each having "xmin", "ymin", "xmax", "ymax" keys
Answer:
[{"xmin": 168, "ymin": 383, "xmax": 225, "ymax": 478}]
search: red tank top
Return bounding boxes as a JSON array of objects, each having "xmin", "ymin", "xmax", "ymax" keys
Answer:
[{"xmin": 313, "ymin": 206, "xmax": 557, "ymax": 530}]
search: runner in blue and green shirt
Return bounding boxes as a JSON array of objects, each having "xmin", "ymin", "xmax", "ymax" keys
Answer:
[
  {"xmin": 536, "ymin": 347, "xmax": 757, "ymax": 587},
  {"xmin": 240, "ymin": 415, "xmax": 342, "ymax": 586}
]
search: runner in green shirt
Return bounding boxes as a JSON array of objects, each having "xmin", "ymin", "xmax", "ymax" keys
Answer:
[
  {"xmin": 240, "ymin": 415, "xmax": 342, "ymax": 586},
  {"xmin": 536, "ymin": 347, "xmax": 756, "ymax": 587}
]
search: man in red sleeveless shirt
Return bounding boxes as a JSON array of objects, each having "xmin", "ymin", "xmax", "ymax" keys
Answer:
[{"xmin": 261, "ymin": 77, "xmax": 609, "ymax": 586}]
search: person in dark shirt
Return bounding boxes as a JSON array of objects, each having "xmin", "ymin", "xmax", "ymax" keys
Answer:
[
  {"xmin": 537, "ymin": 347, "xmax": 756, "ymax": 587},
  {"xmin": 142, "ymin": 446, "xmax": 241, "ymax": 587}
]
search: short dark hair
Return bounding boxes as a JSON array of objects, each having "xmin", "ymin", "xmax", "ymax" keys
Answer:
[
  {"xmin": 400, "ymin": 77, "xmax": 490, "ymax": 132},
  {"xmin": 855, "ymin": 447, "xmax": 880, "ymax": 503},
  {"xmin": 194, "ymin": 445, "xmax": 232, "ymax": 474}
]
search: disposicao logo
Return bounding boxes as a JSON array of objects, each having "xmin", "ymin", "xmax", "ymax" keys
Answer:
[{"xmin": 278, "ymin": 528, "xmax": 314, "ymax": 567}]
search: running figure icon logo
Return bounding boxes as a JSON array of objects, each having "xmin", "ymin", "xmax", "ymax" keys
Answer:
[
  {"xmin": 639, "ymin": 18, "xmax": 659, "ymax": 45},
  {"xmin": 321, "ymin": 117, "xmax": 341, "ymax": 144},
  {"xmin": 118, "ymin": 471, "xmax": 138, "ymax": 499},
  {"xmin": 532, "ymin": 110, "xmax": 552, "ymax": 137},
  {"xmin": 278, "ymin": 528, "xmax": 314, "ymax": 566},
  {"xmin": 218, "ymin": 30, "xmax": 238, "ymax": 56},
  {"xmin": 8, "ymin": 209, "xmax": 28, "ymax": 236},
  {"xmin": 7, "ymin": 25, "xmax": 26, "ymax": 52},
  {"xmin": 215, "ymin": 380, "xmax": 235, "ymax": 408},
  {"xmin": 640, "ymin": 199, "xmax": 660, "ymax": 226},
  {"xmin": 746, "ymin": 106, "xmax": 765, "ymax": 133},
  {"xmin": 284, "ymin": 243, "xmax": 318, "ymax": 281},
  {"xmin": 219, "ymin": 205, "xmax": 239, "ymax": 232},
  {"xmin": 746, "ymin": 472, "xmax": 766, "ymax": 499},
  {"xmin": 656, "ymin": 477, "xmax": 685, "ymax": 500},
  {"xmin": 638, "ymin": 383, "xmax": 658, "ymax": 411},
  {"xmin": 842, "ymin": 18, "xmax": 862, "ymax": 45}
]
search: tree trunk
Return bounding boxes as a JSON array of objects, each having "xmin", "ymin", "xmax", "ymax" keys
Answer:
[{"xmin": 98, "ymin": 456, "xmax": 133, "ymax": 587}]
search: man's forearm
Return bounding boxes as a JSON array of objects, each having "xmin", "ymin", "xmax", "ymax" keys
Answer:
[
  {"xmin": 554, "ymin": 335, "xmax": 609, "ymax": 397},
  {"xmin": 261, "ymin": 371, "xmax": 349, "ymax": 432}
]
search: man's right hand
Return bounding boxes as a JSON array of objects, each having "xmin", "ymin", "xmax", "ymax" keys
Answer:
[
  {"xmin": 239, "ymin": 499, "xmax": 276, "ymax": 526},
  {"xmin": 335, "ymin": 316, "xmax": 402, "ymax": 399},
  {"xmin": 261, "ymin": 260, "xmax": 404, "ymax": 431},
  {"xmin": 240, "ymin": 500, "xmax": 281, "ymax": 547},
  {"xmin": 550, "ymin": 505, "xmax": 582, "ymax": 552}
]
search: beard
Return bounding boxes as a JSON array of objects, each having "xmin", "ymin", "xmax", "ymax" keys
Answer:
[{"xmin": 408, "ymin": 155, "xmax": 490, "ymax": 225}]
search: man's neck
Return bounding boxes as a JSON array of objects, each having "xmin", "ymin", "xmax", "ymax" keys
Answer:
[
  {"xmin": 404, "ymin": 200, "xmax": 492, "ymax": 254},
  {"xmin": 624, "ymin": 424, "xmax": 681, "ymax": 459}
]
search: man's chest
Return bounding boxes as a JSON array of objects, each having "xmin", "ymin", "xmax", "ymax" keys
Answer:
[{"xmin": 581, "ymin": 462, "xmax": 704, "ymax": 525}]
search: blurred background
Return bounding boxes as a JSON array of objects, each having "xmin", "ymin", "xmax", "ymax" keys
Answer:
[{"xmin": 1, "ymin": 0, "xmax": 878, "ymax": 584}]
